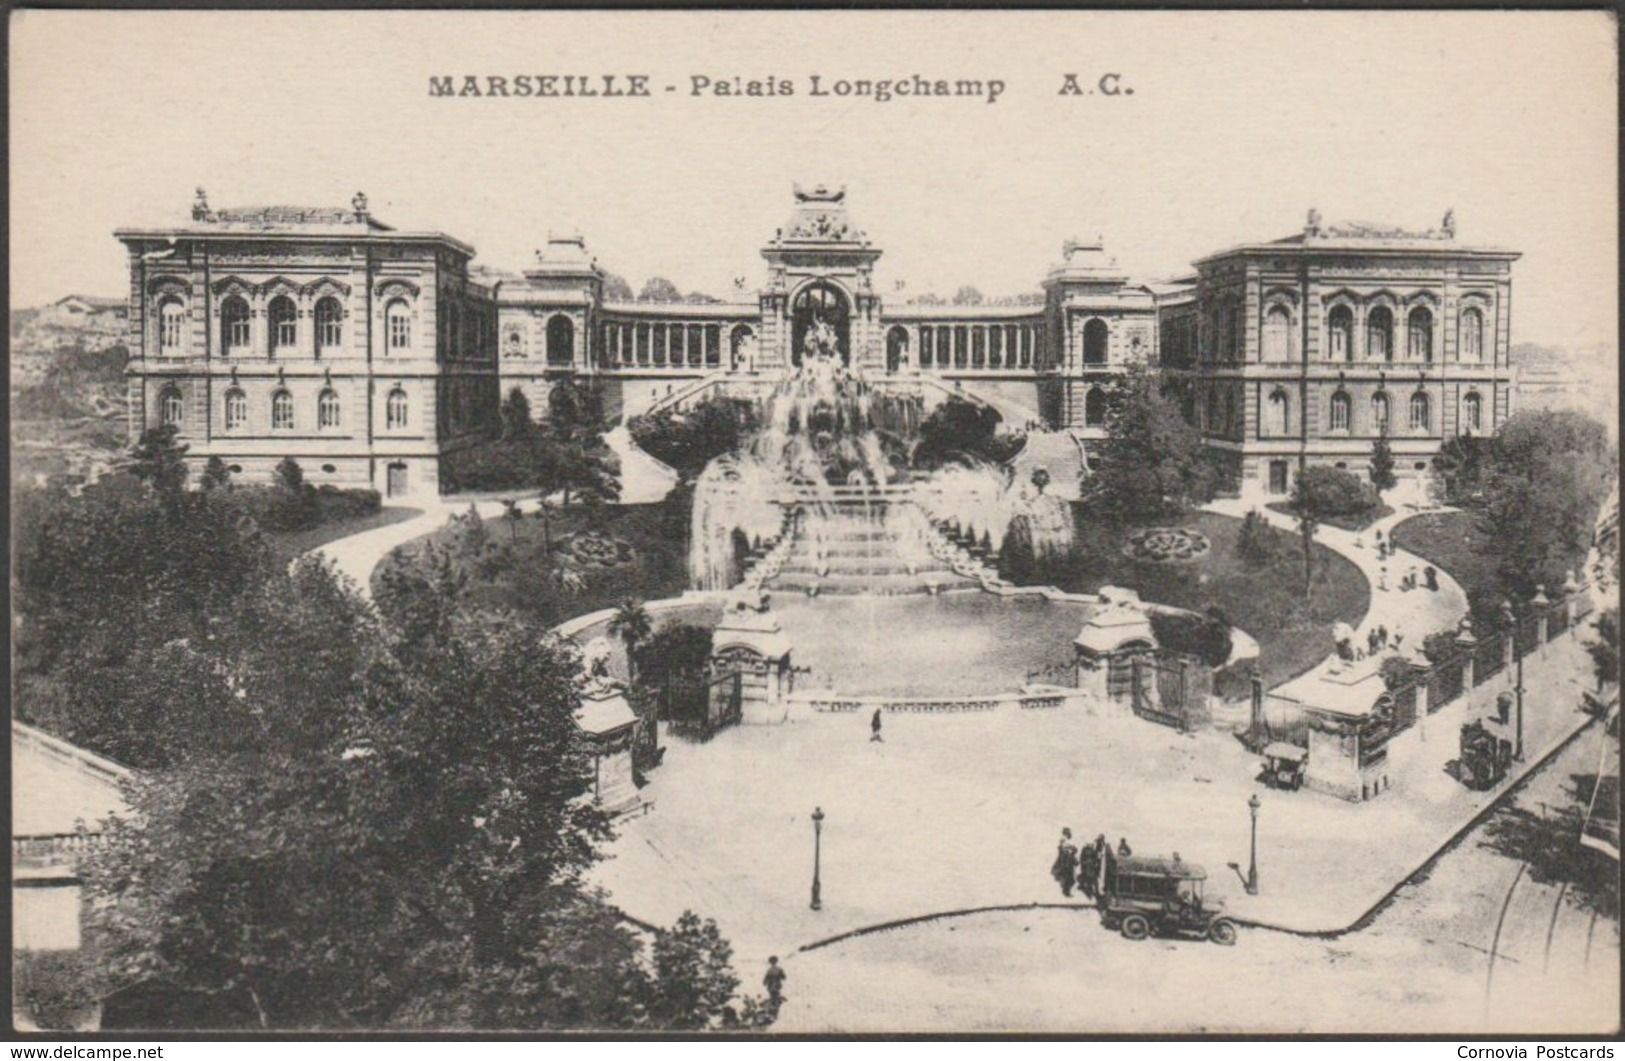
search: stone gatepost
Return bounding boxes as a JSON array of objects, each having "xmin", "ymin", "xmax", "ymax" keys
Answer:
[
  {"xmin": 1073, "ymin": 586, "xmax": 1157, "ymax": 711},
  {"xmin": 709, "ymin": 590, "xmax": 794, "ymax": 724},
  {"xmin": 1455, "ymin": 618, "xmax": 1477, "ymax": 701},
  {"xmin": 1532, "ymin": 584, "xmax": 1551, "ymax": 657}
]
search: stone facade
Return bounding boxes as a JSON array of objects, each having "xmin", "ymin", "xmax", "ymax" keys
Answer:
[
  {"xmin": 1158, "ymin": 211, "xmax": 1519, "ymax": 499},
  {"xmin": 116, "ymin": 191, "xmax": 499, "ymax": 498},
  {"xmin": 119, "ymin": 190, "xmax": 1518, "ymax": 499}
]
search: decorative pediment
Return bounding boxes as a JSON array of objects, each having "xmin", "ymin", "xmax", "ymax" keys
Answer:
[
  {"xmin": 145, "ymin": 274, "xmax": 189, "ymax": 296},
  {"xmin": 1403, "ymin": 290, "xmax": 1440, "ymax": 308},
  {"xmin": 262, "ymin": 276, "xmax": 301, "ymax": 300},
  {"xmin": 1261, "ymin": 286, "xmax": 1300, "ymax": 306},
  {"xmin": 302, "ymin": 277, "xmax": 353, "ymax": 298},
  {"xmin": 376, "ymin": 279, "xmax": 421, "ymax": 300},
  {"xmin": 211, "ymin": 275, "xmax": 256, "ymax": 297}
]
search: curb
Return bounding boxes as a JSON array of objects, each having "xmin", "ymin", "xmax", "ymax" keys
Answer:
[{"xmin": 788, "ymin": 707, "xmax": 1604, "ymax": 954}]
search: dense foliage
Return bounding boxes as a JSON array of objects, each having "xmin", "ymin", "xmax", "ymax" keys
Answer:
[
  {"xmin": 1149, "ymin": 607, "xmax": 1234, "ymax": 668},
  {"xmin": 1083, "ymin": 363, "xmax": 1217, "ymax": 523},
  {"xmin": 16, "ymin": 430, "xmax": 764, "ymax": 1030},
  {"xmin": 441, "ymin": 383, "xmax": 620, "ymax": 502},
  {"xmin": 911, "ymin": 397, "xmax": 1022, "ymax": 469},
  {"xmin": 1288, "ymin": 466, "xmax": 1382, "ymax": 521},
  {"xmin": 628, "ymin": 394, "xmax": 761, "ymax": 480}
]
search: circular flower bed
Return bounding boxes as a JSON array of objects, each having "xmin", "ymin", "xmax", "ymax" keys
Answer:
[
  {"xmin": 1122, "ymin": 526, "xmax": 1211, "ymax": 564},
  {"xmin": 561, "ymin": 531, "xmax": 636, "ymax": 569}
]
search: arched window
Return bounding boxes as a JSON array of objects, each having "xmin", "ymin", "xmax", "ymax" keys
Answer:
[
  {"xmin": 271, "ymin": 388, "xmax": 294, "ymax": 430},
  {"xmin": 1458, "ymin": 307, "xmax": 1483, "ymax": 361},
  {"xmin": 1329, "ymin": 391, "xmax": 1352, "ymax": 432},
  {"xmin": 159, "ymin": 385, "xmax": 183, "ymax": 427},
  {"xmin": 1266, "ymin": 390, "xmax": 1290, "ymax": 436},
  {"xmin": 1082, "ymin": 318, "xmax": 1109, "ymax": 365},
  {"xmin": 315, "ymin": 297, "xmax": 343, "ymax": 356},
  {"xmin": 386, "ymin": 299, "xmax": 412, "ymax": 351},
  {"xmin": 1371, "ymin": 392, "xmax": 1390, "ymax": 432},
  {"xmin": 1463, "ymin": 391, "xmax": 1483, "ymax": 433},
  {"xmin": 1409, "ymin": 391, "xmax": 1430, "ymax": 432},
  {"xmin": 1367, "ymin": 306, "xmax": 1394, "ymax": 362},
  {"xmin": 268, "ymin": 295, "xmax": 297, "ymax": 355},
  {"xmin": 1327, "ymin": 304, "xmax": 1353, "ymax": 362},
  {"xmin": 547, "ymin": 315, "xmax": 574, "ymax": 365},
  {"xmin": 1407, "ymin": 306, "xmax": 1433, "ymax": 362},
  {"xmin": 158, "ymin": 297, "xmax": 185, "ymax": 353},
  {"xmin": 1261, "ymin": 305, "xmax": 1292, "ymax": 362},
  {"xmin": 1084, "ymin": 387, "xmax": 1108, "ymax": 427},
  {"xmin": 386, "ymin": 387, "xmax": 408, "ymax": 429},
  {"xmin": 886, "ymin": 326, "xmax": 909, "ymax": 373},
  {"xmin": 224, "ymin": 387, "xmax": 247, "ymax": 431},
  {"xmin": 318, "ymin": 387, "xmax": 341, "ymax": 429},
  {"xmin": 221, "ymin": 296, "xmax": 251, "ymax": 354}
]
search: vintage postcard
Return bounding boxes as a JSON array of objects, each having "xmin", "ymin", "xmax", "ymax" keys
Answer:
[{"xmin": 9, "ymin": 8, "xmax": 1620, "ymax": 1037}]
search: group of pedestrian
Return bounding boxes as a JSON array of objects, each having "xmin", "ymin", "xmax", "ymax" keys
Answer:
[{"xmin": 1051, "ymin": 829, "xmax": 1131, "ymax": 902}]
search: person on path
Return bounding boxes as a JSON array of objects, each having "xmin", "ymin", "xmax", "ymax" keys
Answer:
[
  {"xmin": 870, "ymin": 708, "xmax": 884, "ymax": 742},
  {"xmin": 1077, "ymin": 839, "xmax": 1100, "ymax": 901},
  {"xmin": 764, "ymin": 956, "xmax": 787, "ymax": 1006},
  {"xmin": 1377, "ymin": 624, "xmax": 1389, "ymax": 649},
  {"xmin": 1051, "ymin": 828, "xmax": 1078, "ymax": 898},
  {"xmin": 1117, "ymin": 837, "xmax": 1133, "ymax": 858},
  {"xmin": 1098, "ymin": 835, "xmax": 1116, "ymax": 897}
]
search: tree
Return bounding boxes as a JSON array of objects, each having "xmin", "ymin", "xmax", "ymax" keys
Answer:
[
  {"xmin": 1369, "ymin": 428, "xmax": 1398, "ymax": 494},
  {"xmin": 1473, "ymin": 410, "xmax": 1614, "ymax": 600},
  {"xmin": 81, "ymin": 563, "xmax": 622, "ymax": 1029},
  {"xmin": 603, "ymin": 273, "xmax": 635, "ymax": 301},
  {"xmin": 609, "ymin": 598, "xmax": 653, "ymax": 682},
  {"xmin": 501, "ymin": 499, "xmax": 524, "ymax": 544},
  {"xmin": 1236, "ymin": 509, "xmax": 1278, "ymax": 569},
  {"xmin": 1030, "ymin": 468, "xmax": 1051, "ymax": 495},
  {"xmin": 1290, "ymin": 466, "xmax": 1380, "ymax": 520},
  {"xmin": 639, "ymin": 277, "xmax": 682, "ymax": 303},
  {"xmin": 129, "ymin": 423, "xmax": 189, "ymax": 500},
  {"xmin": 952, "ymin": 285, "xmax": 985, "ymax": 306},
  {"xmin": 636, "ymin": 623, "xmax": 714, "ymax": 692},
  {"xmin": 912, "ymin": 397, "xmax": 1004, "ymax": 469},
  {"xmin": 200, "ymin": 455, "xmax": 232, "ymax": 492},
  {"xmin": 1084, "ymin": 363, "xmax": 1216, "ymax": 523},
  {"xmin": 644, "ymin": 912, "xmax": 745, "ymax": 1030},
  {"xmin": 1149, "ymin": 608, "xmax": 1233, "ymax": 668},
  {"xmin": 275, "ymin": 455, "xmax": 306, "ymax": 492},
  {"xmin": 1432, "ymin": 433, "xmax": 1491, "ymax": 505},
  {"xmin": 500, "ymin": 386, "xmax": 535, "ymax": 442}
]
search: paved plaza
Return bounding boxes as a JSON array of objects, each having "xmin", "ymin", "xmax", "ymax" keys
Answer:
[{"xmin": 595, "ymin": 627, "xmax": 1602, "ymax": 969}]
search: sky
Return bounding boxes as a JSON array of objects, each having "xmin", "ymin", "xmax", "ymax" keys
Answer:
[{"xmin": 10, "ymin": 10, "xmax": 1619, "ymax": 354}]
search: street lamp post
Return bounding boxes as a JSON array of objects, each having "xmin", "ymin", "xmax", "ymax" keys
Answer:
[
  {"xmin": 810, "ymin": 806, "xmax": 825, "ymax": 911},
  {"xmin": 1245, "ymin": 793, "xmax": 1261, "ymax": 896},
  {"xmin": 1500, "ymin": 600, "xmax": 1525, "ymax": 761}
]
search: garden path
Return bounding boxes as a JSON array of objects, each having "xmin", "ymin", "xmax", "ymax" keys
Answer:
[{"xmin": 1204, "ymin": 497, "xmax": 1471, "ymax": 675}]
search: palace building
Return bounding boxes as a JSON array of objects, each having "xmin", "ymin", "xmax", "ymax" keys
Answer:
[{"xmin": 118, "ymin": 186, "xmax": 1518, "ymax": 499}]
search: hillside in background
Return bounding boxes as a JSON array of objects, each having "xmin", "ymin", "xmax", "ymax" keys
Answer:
[
  {"xmin": 1511, "ymin": 341, "xmax": 1619, "ymax": 437},
  {"xmin": 11, "ymin": 297, "xmax": 130, "ymax": 485}
]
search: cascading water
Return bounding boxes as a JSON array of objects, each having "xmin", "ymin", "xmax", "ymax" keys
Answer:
[{"xmin": 687, "ymin": 350, "xmax": 1071, "ymax": 594}]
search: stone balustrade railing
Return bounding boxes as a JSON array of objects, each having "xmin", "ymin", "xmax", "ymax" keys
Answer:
[{"xmin": 792, "ymin": 686, "xmax": 1072, "ymax": 715}]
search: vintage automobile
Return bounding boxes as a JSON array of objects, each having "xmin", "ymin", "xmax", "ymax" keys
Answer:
[
  {"xmin": 1261, "ymin": 741, "xmax": 1307, "ymax": 791},
  {"xmin": 1459, "ymin": 718, "xmax": 1513, "ymax": 790},
  {"xmin": 1098, "ymin": 855, "xmax": 1238, "ymax": 945}
]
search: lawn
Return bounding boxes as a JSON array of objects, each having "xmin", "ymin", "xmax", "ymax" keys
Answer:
[
  {"xmin": 375, "ymin": 493, "xmax": 692, "ymax": 628},
  {"xmin": 264, "ymin": 503, "xmax": 424, "ymax": 562},
  {"xmin": 1012, "ymin": 508, "xmax": 1370, "ymax": 693},
  {"xmin": 1266, "ymin": 500, "xmax": 1395, "ymax": 533},
  {"xmin": 1390, "ymin": 510, "xmax": 1507, "ymax": 623}
]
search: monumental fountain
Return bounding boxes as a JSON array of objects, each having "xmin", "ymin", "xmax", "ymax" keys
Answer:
[{"xmin": 689, "ymin": 314, "xmax": 1074, "ymax": 602}]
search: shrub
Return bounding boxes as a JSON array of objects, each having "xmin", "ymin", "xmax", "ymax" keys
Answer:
[
  {"xmin": 637, "ymin": 622, "xmax": 716, "ymax": 692},
  {"xmin": 1379, "ymin": 655, "xmax": 1415, "ymax": 691},
  {"xmin": 1235, "ymin": 510, "xmax": 1278, "ymax": 569},
  {"xmin": 14, "ymin": 950, "xmax": 95, "ymax": 1031},
  {"xmin": 628, "ymin": 396, "xmax": 759, "ymax": 479},
  {"xmin": 1150, "ymin": 608, "xmax": 1233, "ymax": 668},
  {"xmin": 1292, "ymin": 466, "xmax": 1380, "ymax": 520},
  {"xmin": 440, "ymin": 438, "xmax": 542, "ymax": 493}
]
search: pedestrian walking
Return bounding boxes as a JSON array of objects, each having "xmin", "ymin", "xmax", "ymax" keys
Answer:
[
  {"xmin": 1367, "ymin": 628, "xmax": 1380, "ymax": 656},
  {"xmin": 1077, "ymin": 840, "xmax": 1100, "ymax": 901},
  {"xmin": 870, "ymin": 708, "xmax": 884, "ymax": 742},
  {"xmin": 1099, "ymin": 835, "xmax": 1116, "ymax": 897},
  {"xmin": 1051, "ymin": 828, "xmax": 1078, "ymax": 898},
  {"xmin": 764, "ymin": 956, "xmax": 786, "ymax": 1006},
  {"xmin": 1377, "ymin": 624, "xmax": 1389, "ymax": 649}
]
